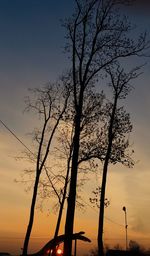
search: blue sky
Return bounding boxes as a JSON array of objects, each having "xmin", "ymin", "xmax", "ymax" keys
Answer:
[
  {"xmin": 0, "ymin": 0, "xmax": 150, "ymax": 254},
  {"xmin": 0, "ymin": 1, "xmax": 72, "ymax": 82},
  {"xmin": 0, "ymin": 1, "xmax": 74, "ymax": 132}
]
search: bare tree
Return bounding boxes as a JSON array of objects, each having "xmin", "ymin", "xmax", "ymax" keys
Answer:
[
  {"xmin": 63, "ymin": 0, "xmax": 148, "ymax": 255},
  {"xmin": 22, "ymin": 81, "xmax": 70, "ymax": 255}
]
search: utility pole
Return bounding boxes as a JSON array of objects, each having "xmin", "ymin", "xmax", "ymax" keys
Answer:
[{"xmin": 122, "ymin": 206, "xmax": 128, "ymax": 250}]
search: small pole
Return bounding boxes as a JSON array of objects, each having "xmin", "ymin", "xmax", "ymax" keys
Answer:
[
  {"xmin": 74, "ymin": 239, "xmax": 77, "ymax": 256},
  {"xmin": 122, "ymin": 206, "xmax": 128, "ymax": 250}
]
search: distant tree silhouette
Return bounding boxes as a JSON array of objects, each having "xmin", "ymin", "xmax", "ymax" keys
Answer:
[
  {"xmin": 129, "ymin": 240, "xmax": 141, "ymax": 253},
  {"xmin": 113, "ymin": 244, "xmax": 123, "ymax": 250},
  {"xmin": 128, "ymin": 240, "xmax": 147, "ymax": 255},
  {"xmin": 63, "ymin": 0, "xmax": 148, "ymax": 255}
]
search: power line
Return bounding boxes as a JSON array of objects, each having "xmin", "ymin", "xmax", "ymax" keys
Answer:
[
  {"xmin": 0, "ymin": 119, "xmax": 33, "ymax": 155},
  {"xmin": 0, "ymin": 236, "xmax": 50, "ymax": 240},
  {"xmin": 0, "ymin": 118, "xmax": 124, "ymax": 229},
  {"xmin": 105, "ymin": 216, "xmax": 124, "ymax": 227},
  {"xmin": 80, "ymin": 197, "xmax": 124, "ymax": 227},
  {"xmin": 0, "ymin": 118, "xmax": 57, "ymax": 174}
]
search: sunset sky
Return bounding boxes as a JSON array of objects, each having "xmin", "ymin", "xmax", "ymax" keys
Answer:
[{"xmin": 0, "ymin": 0, "xmax": 150, "ymax": 255}]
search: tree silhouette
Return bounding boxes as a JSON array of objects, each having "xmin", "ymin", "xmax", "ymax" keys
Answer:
[
  {"xmin": 22, "ymin": 81, "xmax": 70, "ymax": 255},
  {"xmin": 97, "ymin": 64, "xmax": 142, "ymax": 255},
  {"xmin": 21, "ymin": 85, "xmax": 105, "ymax": 256},
  {"xmin": 63, "ymin": 0, "xmax": 148, "ymax": 255}
]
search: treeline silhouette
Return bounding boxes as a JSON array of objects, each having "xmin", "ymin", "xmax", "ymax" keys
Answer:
[{"xmin": 87, "ymin": 240, "xmax": 150, "ymax": 256}]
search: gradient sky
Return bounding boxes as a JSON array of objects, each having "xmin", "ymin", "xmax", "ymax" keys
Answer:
[{"xmin": 0, "ymin": 1, "xmax": 150, "ymax": 255}]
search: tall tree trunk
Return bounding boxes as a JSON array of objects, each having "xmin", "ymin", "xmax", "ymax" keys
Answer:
[
  {"xmin": 22, "ymin": 171, "xmax": 40, "ymax": 255},
  {"xmin": 64, "ymin": 111, "xmax": 81, "ymax": 256},
  {"xmin": 98, "ymin": 97, "xmax": 117, "ymax": 256}
]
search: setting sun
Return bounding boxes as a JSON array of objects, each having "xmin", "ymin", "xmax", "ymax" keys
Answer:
[{"xmin": 56, "ymin": 248, "xmax": 63, "ymax": 255}]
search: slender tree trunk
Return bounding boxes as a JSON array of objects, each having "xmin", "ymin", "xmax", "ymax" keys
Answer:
[
  {"xmin": 64, "ymin": 110, "xmax": 81, "ymax": 256},
  {"xmin": 54, "ymin": 199, "xmax": 64, "ymax": 238},
  {"xmin": 22, "ymin": 171, "xmax": 40, "ymax": 255},
  {"xmin": 98, "ymin": 97, "xmax": 117, "ymax": 256},
  {"xmin": 51, "ymin": 201, "xmax": 64, "ymax": 256},
  {"xmin": 54, "ymin": 148, "xmax": 72, "ymax": 240},
  {"xmin": 51, "ymin": 182, "xmax": 67, "ymax": 256},
  {"xmin": 98, "ymin": 151, "xmax": 110, "ymax": 256}
]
